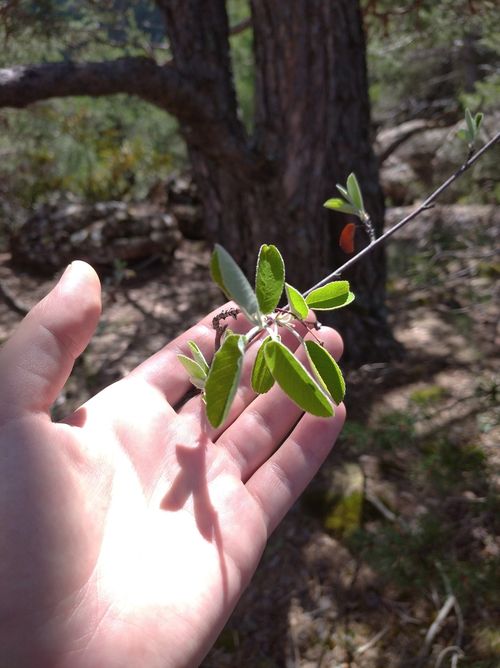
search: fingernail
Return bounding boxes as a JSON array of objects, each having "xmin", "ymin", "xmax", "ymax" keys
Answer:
[{"xmin": 58, "ymin": 262, "xmax": 77, "ymax": 291}]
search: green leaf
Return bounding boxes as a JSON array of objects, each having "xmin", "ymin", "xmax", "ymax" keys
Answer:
[
  {"xmin": 177, "ymin": 354, "xmax": 208, "ymax": 390},
  {"xmin": 346, "ymin": 173, "xmax": 364, "ymax": 212},
  {"xmin": 251, "ymin": 337, "xmax": 275, "ymax": 393},
  {"xmin": 305, "ymin": 281, "xmax": 355, "ymax": 310},
  {"xmin": 474, "ymin": 112, "xmax": 483, "ymax": 131},
  {"xmin": 323, "ymin": 198, "xmax": 358, "ymax": 216},
  {"xmin": 187, "ymin": 340, "xmax": 209, "ymax": 375},
  {"xmin": 204, "ymin": 333, "xmax": 246, "ymax": 428},
  {"xmin": 210, "ymin": 249, "xmax": 225, "ymax": 293},
  {"xmin": 190, "ymin": 376, "xmax": 207, "ymax": 391},
  {"xmin": 336, "ymin": 184, "xmax": 350, "ymax": 201},
  {"xmin": 465, "ymin": 108, "xmax": 475, "ymax": 140},
  {"xmin": 177, "ymin": 354, "xmax": 207, "ymax": 381},
  {"xmin": 285, "ymin": 283, "xmax": 309, "ymax": 320},
  {"xmin": 264, "ymin": 340, "xmax": 333, "ymax": 417},
  {"xmin": 210, "ymin": 244, "xmax": 261, "ymax": 325},
  {"xmin": 255, "ymin": 244, "xmax": 285, "ymax": 314},
  {"xmin": 304, "ymin": 340, "xmax": 345, "ymax": 404}
]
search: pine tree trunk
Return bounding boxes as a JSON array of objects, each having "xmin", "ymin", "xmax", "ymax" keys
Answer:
[{"xmin": 162, "ymin": 0, "xmax": 402, "ymax": 365}]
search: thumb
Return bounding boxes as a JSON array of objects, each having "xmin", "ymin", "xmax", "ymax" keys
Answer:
[{"xmin": 0, "ymin": 261, "xmax": 101, "ymax": 419}]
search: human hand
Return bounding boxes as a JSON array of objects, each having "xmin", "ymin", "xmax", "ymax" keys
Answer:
[{"xmin": 0, "ymin": 261, "xmax": 345, "ymax": 668}]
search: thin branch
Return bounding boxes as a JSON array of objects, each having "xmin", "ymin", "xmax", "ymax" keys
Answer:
[
  {"xmin": 355, "ymin": 625, "xmax": 390, "ymax": 656},
  {"xmin": 417, "ymin": 594, "xmax": 456, "ymax": 667},
  {"xmin": 303, "ymin": 131, "xmax": 500, "ymax": 298},
  {"xmin": 377, "ymin": 119, "xmax": 442, "ymax": 164},
  {"xmin": 229, "ymin": 17, "xmax": 252, "ymax": 37},
  {"xmin": 435, "ymin": 646, "xmax": 465, "ymax": 668},
  {"xmin": 365, "ymin": 490, "xmax": 408, "ymax": 528}
]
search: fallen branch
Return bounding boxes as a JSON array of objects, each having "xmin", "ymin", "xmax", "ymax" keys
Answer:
[
  {"xmin": 416, "ymin": 594, "xmax": 456, "ymax": 667},
  {"xmin": 435, "ymin": 645, "xmax": 465, "ymax": 668},
  {"xmin": 355, "ymin": 624, "xmax": 390, "ymax": 656}
]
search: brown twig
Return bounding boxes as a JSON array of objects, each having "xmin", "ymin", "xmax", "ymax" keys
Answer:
[
  {"xmin": 229, "ymin": 17, "xmax": 251, "ymax": 37},
  {"xmin": 416, "ymin": 594, "xmax": 457, "ymax": 667}
]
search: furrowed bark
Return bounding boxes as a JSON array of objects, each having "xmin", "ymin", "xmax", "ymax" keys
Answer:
[
  {"xmin": 158, "ymin": 0, "xmax": 399, "ymax": 363},
  {"xmin": 1, "ymin": 0, "xmax": 401, "ymax": 365},
  {"xmin": 156, "ymin": 0, "xmax": 268, "ymax": 190}
]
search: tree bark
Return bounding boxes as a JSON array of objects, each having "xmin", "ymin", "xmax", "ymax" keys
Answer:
[
  {"xmin": 0, "ymin": 0, "xmax": 401, "ymax": 364},
  {"xmin": 160, "ymin": 0, "xmax": 401, "ymax": 364},
  {"xmin": 0, "ymin": 58, "xmax": 183, "ymax": 108}
]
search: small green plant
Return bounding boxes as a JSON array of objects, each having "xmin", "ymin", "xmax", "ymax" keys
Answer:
[
  {"xmin": 178, "ymin": 121, "xmax": 498, "ymax": 429},
  {"xmin": 179, "ymin": 243, "xmax": 353, "ymax": 427},
  {"xmin": 457, "ymin": 107, "xmax": 484, "ymax": 154},
  {"xmin": 324, "ymin": 172, "xmax": 375, "ymax": 253}
]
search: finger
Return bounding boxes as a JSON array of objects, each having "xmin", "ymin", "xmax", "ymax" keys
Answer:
[
  {"xmin": 130, "ymin": 302, "xmax": 252, "ymax": 406},
  {"xmin": 0, "ymin": 261, "xmax": 101, "ymax": 419},
  {"xmin": 246, "ymin": 403, "xmax": 346, "ymax": 535},
  {"xmin": 215, "ymin": 327, "xmax": 344, "ymax": 479}
]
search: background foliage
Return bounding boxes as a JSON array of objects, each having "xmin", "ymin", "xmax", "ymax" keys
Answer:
[{"xmin": 1, "ymin": 0, "xmax": 498, "ymax": 218}]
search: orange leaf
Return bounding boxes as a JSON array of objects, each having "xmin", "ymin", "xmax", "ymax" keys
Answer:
[{"xmin": 339, "ymin": 223, "xmax": 356, "ymax": 254}]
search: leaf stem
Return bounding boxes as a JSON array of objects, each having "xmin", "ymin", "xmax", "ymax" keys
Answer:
[
  {"xmin": 281, "ymin": 322, "xmax": 305, "ymax": 347},
  {"xmin": 244, "ymin": 326, "xmax": 265, "ymax": 346},
  {"xmin": 303, "ymin": 131, "xmax": 500, "ymax": 298}
]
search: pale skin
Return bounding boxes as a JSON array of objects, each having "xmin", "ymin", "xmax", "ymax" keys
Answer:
[{"xmin": 0, "ymin": 261, "xmax": 345, "ymax": 668}]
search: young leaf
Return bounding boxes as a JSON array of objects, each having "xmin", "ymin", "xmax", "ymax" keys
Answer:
[
  {"xmin": 264, "ymin": 340, "xmax": 333, "ymax": 417},
  {"xmin": 285, "ymin": 283, "xmax": 309, "ymax": 320},
  {"xmin": 204, "ymin": 333, "xmax": 246, "ymax": 428},
  {"xmin": 210, "ymin": 244, "xmax": 262, "ymax": 325},
  {"xmin": 177, "ymin": 354, "xmax": 207, "ymax": 381},
  {"xmin": 346, "ymin": 173, "xmax": 364, "ymax": 212},
  {"xmin": 189, "ymin": 376, "xmax": 207, "ymax": 391},
  {"xmin": 324, "ymin": 198, "xmax": 359, "ymax": 216},
  {"xmin": 177, "ymin": 354, "xmax": 208, "ymax": 390},
  {"xmin": 465, "ymin": 108, "xmax": 475, "ymax": 141},
  {"xmin": 251, "ymin": 337, "xmax": 275, "ymax": 393},
  {"xmin": 187, "ymin": 340, "xmax": 209, "ymax": 375},
  {"xmin": 474, "ymin": 112, "xmax": 483, "ymax": 131},
  {"xmin": 336, "ymin": 184, "xmax": 351, "ymax": 201},
  {"xmin": 304, "ymin": 340, "xmax": 346, "ymax": 404},
  {"xmin": 305, "ymin": 281, "xmax": 355, "ymax": 310},
  {"xmin": 255, "ymin": 244, "xmax": 285, "ymax": 314}
]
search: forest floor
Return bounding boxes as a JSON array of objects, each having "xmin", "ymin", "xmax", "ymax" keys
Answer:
[{"xmin": 0, "ymin": 205, "xmax": 498, "ymax": 668}]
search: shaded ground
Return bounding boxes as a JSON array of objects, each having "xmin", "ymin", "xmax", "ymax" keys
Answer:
[
  {"xmin": 0, "ymin": 206, "xmax": 498, "ymax": 667},
  {"xmin": 0, "ymin": 240, "xmax": 221, "ymax": 417}
]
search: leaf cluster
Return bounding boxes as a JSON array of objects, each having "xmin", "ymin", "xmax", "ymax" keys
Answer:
[
  {"xmin": 178, "ymin": 244, "xmax": 354, "ymax": 427},
  {"xmin": 457, "ymin": 108, "xmax": 484, "ymax": 150},
  {"xmin": 323, "ymin": 172, "xmax": 368, "ymax": 222}
]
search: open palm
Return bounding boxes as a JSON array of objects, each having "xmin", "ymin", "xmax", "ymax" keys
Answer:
[{"xmin": 0, "ymin": 262, "xmax": 344, "ymax": 668}]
